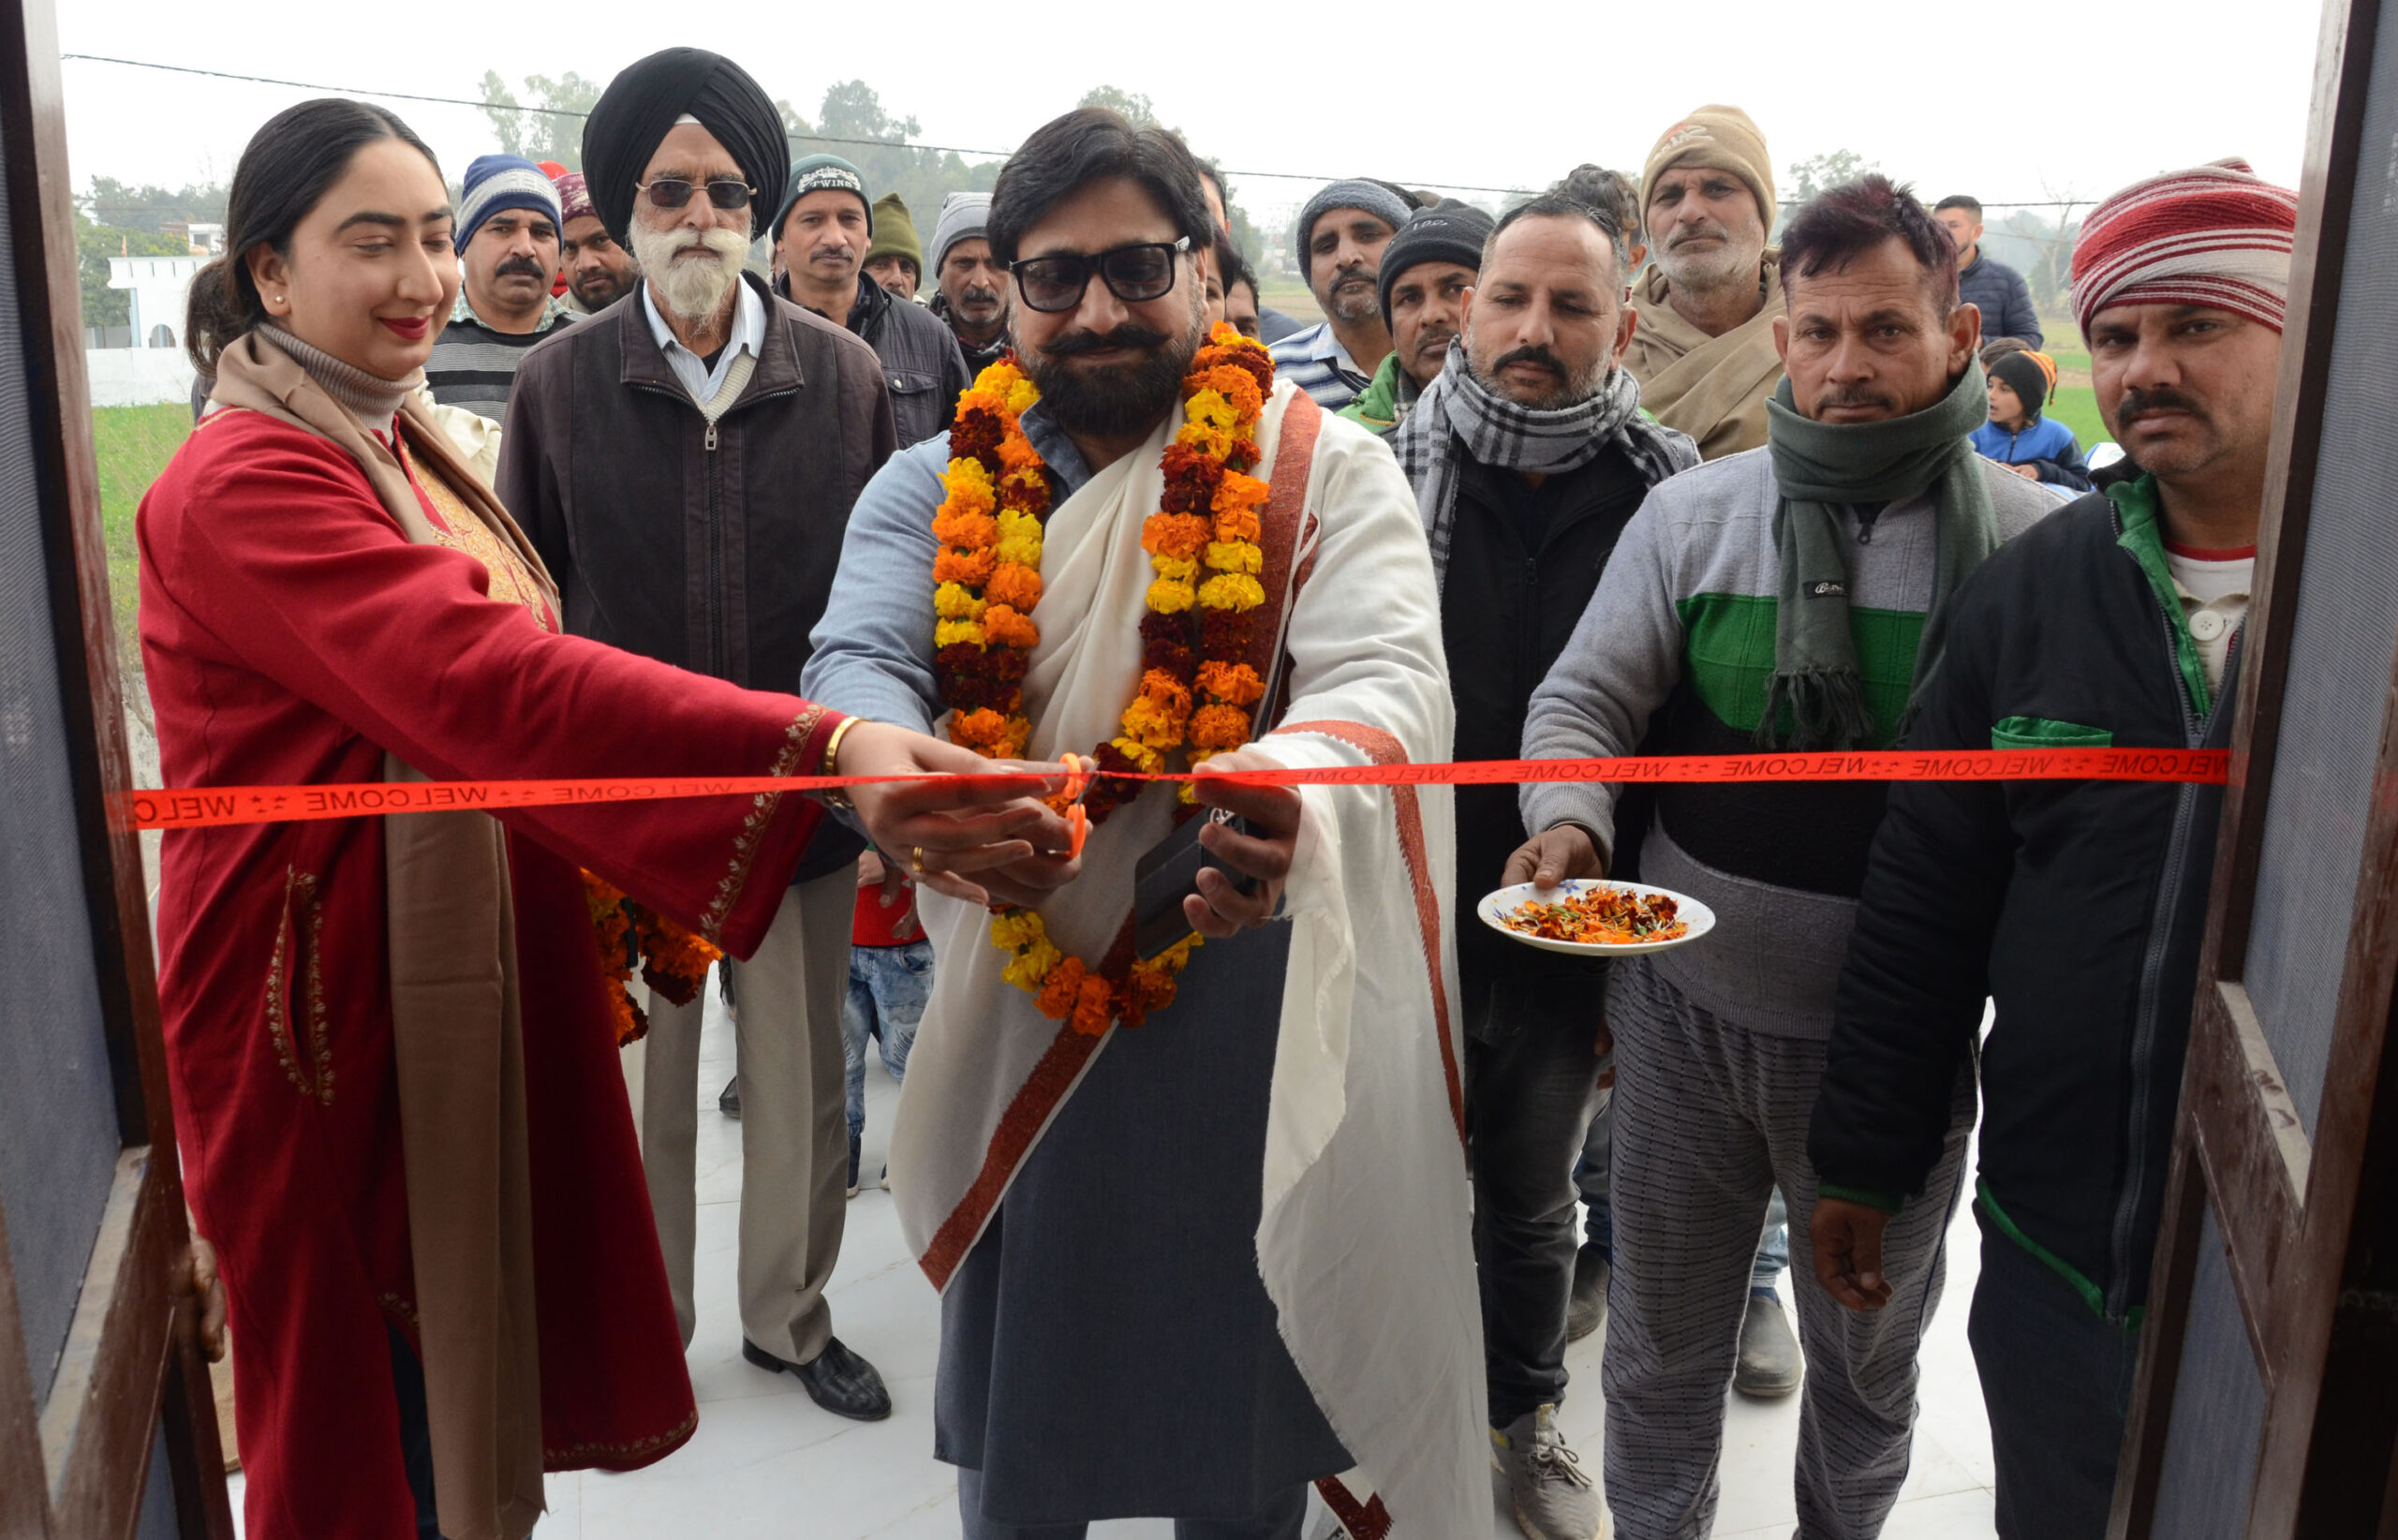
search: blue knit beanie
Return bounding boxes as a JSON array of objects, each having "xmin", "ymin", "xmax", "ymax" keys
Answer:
[{"xmin": 455, "ymin": 155, "xmax": 563, "ymax": 255}]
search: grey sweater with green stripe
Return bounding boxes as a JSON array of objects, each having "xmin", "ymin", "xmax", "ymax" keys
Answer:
[{"xmin": 1518, "ymin": 447, "xmax": 2059, "ymax": 1038}]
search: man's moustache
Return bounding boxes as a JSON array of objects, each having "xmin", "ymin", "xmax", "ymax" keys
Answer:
[
  {"xmin": 496, "ymin": 257, "xmax": 550, "ymax": 280},
  {"xmin": 1816, "ymin": 386, "xmax": 1895, "ymax": 411},
  {"xmin": 960, "ymin": 286, "xmax": 1003, "ymax": 305},
  {"xmin": 2117, "ymin": 387, "xmax": 2207, "ymax": 423},
  {"xmin": 1044, "ymin": 324, "xmax": 1171, "ymax": 357},
  {"xmin": 1669, "ymin": 223, "xmax": 1729, "ymax": 247},
  {"xmin": 1492, "ymin": 344, "xmax": 1566, "ymax": 378},
  {"xmin": 1414, "ymin": 326, "xmax": 1456, "ymax": 355}
]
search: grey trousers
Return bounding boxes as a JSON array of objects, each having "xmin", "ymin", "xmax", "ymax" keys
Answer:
[
  {"xmin": 955, "ymin": 1468, "xmax": 1309, "ymax": 1540},
  {"xmin": 640, "ymin": 867, "xmax": 854, "ymax": 1361},
  {"xmin": 1602, "ymin": 958, "xmax": 1973, "ymax": 1540}
]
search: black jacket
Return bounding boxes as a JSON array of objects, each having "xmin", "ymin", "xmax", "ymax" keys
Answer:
[
  {"xmin": 780, "ymin": 272, "xmax": 973, "ymax": 449},
  {"xmin": 1442, "ymin": 447, "xmax": 1653, "ymax": 1041},
  {"xmin": 1810, "ymin": 481, "xmax": 2238, "ymax": 1319},
  {"xmin": 498, "ymin": 274, "xmax": 894, "ymax": 877}
]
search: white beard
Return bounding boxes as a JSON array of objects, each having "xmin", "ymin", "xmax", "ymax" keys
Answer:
[{"xmin": 629, "ymin": 221, "xmax": 748, "ymax": 325}]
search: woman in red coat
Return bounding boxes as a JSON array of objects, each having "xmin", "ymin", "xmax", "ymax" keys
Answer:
[{"xmin": 141, "ymin": 98, "xmax": 1058, "ymax": 1540}]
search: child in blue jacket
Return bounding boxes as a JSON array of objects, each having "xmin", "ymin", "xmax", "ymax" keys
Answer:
[{"xmin": 1972, "ymin": 346, "xmax": 2093, "ymax": 490}]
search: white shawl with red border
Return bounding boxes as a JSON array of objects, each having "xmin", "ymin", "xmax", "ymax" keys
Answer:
[{"xmin": 891, "ymin": 378, "xmax": 1482, "ymax": 1535}]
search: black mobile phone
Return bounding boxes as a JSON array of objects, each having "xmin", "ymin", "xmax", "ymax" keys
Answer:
[{"xmin": 1132, "ymin": 810, "xmax": 1260, "ymax": 959}]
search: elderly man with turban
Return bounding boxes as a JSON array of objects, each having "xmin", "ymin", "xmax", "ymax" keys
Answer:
[
  {"xmin": 1809, "ymin": 158, "xmax": 2297, "ymax": 1540},
  {"xmin": 497, "ymin": 47, "xmax": 903, "ymax": 1424}
]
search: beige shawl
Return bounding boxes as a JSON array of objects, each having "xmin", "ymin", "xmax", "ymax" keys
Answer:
[
  {"xmin": 209, "ymin": 333, "xmax": 561, "ymax": 1540},
  {"xmin": 1622, "ymin": 251, "xmax": 1787, "ymax": 460}
]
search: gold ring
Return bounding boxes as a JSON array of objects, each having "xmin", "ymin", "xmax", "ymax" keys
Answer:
[{"xmin": 910, "ymin": 845, "xmax": 927, "ymax": 876}]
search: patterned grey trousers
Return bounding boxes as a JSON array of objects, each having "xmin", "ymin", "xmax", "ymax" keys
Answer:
[{"xmin": 1601, "ymin": 958, "xmax": 1973, "ymax": 1540}]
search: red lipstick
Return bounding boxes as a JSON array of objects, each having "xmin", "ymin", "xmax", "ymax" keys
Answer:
[{"xmin": 378, "ymin": 316, "xmax": 430, "ymax": 341}]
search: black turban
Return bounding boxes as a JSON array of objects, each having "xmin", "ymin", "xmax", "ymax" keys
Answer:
[{"xmin": 582, "ymin": 48, "xmax": 789, "ymax": 244}]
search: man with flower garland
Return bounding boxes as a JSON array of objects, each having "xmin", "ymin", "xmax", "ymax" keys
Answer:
[
  {"xmin": 1390, "ymin": 179, "xmax": 1697, "ymax": 1540},
  {"xmin": 804, "ymin": 107, "xmax": 1483, "ymax": 1539}
]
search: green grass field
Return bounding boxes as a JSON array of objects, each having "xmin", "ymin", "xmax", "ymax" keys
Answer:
[
  {"xmin": 2035, "ymin": 339, "xmax": 2110, "ymax": 453},
  {"xmin": 92, "ymin": 403, "xmax": 191, "ymax": 689}
]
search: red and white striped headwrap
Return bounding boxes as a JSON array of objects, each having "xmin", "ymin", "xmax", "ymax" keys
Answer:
[{"xmin": 2069, "ymin": 158, "xmax": 2300, "ymax": 339}]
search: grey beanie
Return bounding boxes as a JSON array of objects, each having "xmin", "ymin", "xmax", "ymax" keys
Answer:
[
  {"xmin": 1376, "ymin": 204, "xmax": 1495, "ymax": 325},
  {"xmin": 1295, "ymin": 179, "xmax": 1414, "ymax": 281},
  {"xmin": 932, "ymin": 192, "xmax": 994, "ymax": 275}
]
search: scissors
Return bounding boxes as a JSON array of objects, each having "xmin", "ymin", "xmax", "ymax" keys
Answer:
[{"xmin": 1058, "ymin": 752, "xmax": 1092, "ymax": 860}]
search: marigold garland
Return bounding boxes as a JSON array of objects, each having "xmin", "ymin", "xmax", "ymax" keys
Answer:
[
  {"xmin": 929, "ymin": 326, "xmax": 1278, "ymax": 1034},
  {"xmin": 582, "ymin": 872, "xmax": 725, "ymax": 1047}
]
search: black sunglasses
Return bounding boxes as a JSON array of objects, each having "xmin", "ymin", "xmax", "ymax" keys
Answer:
[
  {"xmin": 637, "ymin": 178, "xmax": 757, "ymax": 213},
  {"xmin": 1008, "ymin": 237, "xmax": 1192, "ymax": 314}
]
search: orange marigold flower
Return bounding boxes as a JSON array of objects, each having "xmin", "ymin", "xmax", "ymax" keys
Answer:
[
  {"xmin": 1139, "ymin": 668, "xmax": 1193, "ymax": 716},
  {"xmin": 1213, "ymin": 469, "xmax": 1268, "ymax": 516},
  {"xmin": 951, "ymin": 708, "xmax": 1013, "ymax": 750},
  {"xmin": 1196, "ymin": 660, "xmax": 1266, "ymax": 705},
  {"xmin": 996, "ymin": 435, "xmax": 1045, "ymax": 474},
  {"xmin": 934, "ymin": 547, "xmax": 998, "ymax": 585},
  {"xmin": 983, "ymin": 604, "xmax": 1040, "ymax": 649},
  {"xmin": 985, "ymin": 562, "xmax": 1043, "ymax": 610},
  {"xmin": 1141, "ymin": 511, "xmax": 1210, "ymax": 559},
  {"xmin": 1189, "ymin": 703, "xmax": 1252, "ymax": 752},
  {"xmin": 1069, "ymin": 974, "xmax": 1116, "ymax": 1036},
  {"xmin": 932, "ymin": 509, "xmax": 999, "ymax": 549},
  {"xmin": 1036, "ymin": 956, "xmax": 1087, "ymax": 1020}
]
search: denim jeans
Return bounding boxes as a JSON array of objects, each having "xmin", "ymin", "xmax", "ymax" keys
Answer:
[
  {"xmin": 1577, "ymin": 1086, "xmax": 1787, "ymax": 1290},
  {"xmin": 843, "ymin": 940, "xmax": 932, "ymax": 1140}
]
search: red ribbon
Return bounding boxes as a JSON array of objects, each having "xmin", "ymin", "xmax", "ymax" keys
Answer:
[{"xmin": 114, "ymin": 748, "xmax": 2228, "ymax": 832}]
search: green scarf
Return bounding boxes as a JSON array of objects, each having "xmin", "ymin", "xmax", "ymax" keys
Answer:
[{"xmin": 1760, "ymin": 364, "xmax": 1999, "ymax": 748}]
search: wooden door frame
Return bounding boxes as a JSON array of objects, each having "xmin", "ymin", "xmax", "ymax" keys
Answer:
[
  {"xmin": 0, "ymin": 1, "xmax": 232, "ymax": 1534},
  {"xmin": 2111, "ymin": 0, "xmax": 2398, "ymax": 1532}
]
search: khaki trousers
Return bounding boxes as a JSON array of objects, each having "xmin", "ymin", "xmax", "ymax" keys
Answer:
[{"xmin": 638, "ymin": 867, "xmax": 853, "ymax": 1363}]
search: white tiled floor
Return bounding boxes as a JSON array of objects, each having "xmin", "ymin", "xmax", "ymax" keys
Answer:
[{"xmin": 232, "ymin": 989, "xmax": 1998, "ymax": 1537}]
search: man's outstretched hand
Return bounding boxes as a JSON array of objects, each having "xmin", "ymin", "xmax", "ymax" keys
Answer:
[
  {"xmin": 1502, "ymin": 823, "xmax": 1606, "ymax": 888},
  {"xmin": 1813, "ymin": 1196, "xmax": 1895, "ymax": 1312},
  {"xmin": 1186, "ymin": 748, "xmax": 1302, "ymax": 939},
  {"xmin": 832, "ymin": 721, "xmax": 1074, "ymax": 909}
]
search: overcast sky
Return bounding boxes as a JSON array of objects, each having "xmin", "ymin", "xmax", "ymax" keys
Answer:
[{"xmin": 61, "ymin": 0, "xmax": 2325, "ymax": 228}]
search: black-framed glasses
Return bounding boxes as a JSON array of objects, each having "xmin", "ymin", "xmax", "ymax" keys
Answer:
[
  {"xmin": 637, "ymin": 178, "xmax": 757, "ymax": 213},
  {"xmin": 1008, "ymin": 237, "xmax": 1191, "ymax": 313}
]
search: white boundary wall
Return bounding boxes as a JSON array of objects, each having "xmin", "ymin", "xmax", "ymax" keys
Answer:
[{"xmin": 86, "ymin": 349, "xmax": 196, "ymax": 408}]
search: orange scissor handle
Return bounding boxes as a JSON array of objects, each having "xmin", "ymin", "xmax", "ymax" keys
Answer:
[{"xmin": 1059, "ymin": 754, "xmax": 1091, "ymax": 859}]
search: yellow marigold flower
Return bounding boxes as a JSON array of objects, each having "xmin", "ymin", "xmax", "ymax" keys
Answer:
[
  {"xmin": 1204, "ymin": 540, "xmax": 1264, "ymax": 575},
  {"xmin": 1197, "ymin": 572, "xmax": 1266, "ymax": 612},
  {"xmin": 933, "ymin": 582, "xmax": 986, "ymax": 620},
  {"xmin": 1111, "ymin": 736, "xmax": 1164, "ymax": 774},
  {"xmin": 1002, "ymin": 935, "xmax": 1063, "ymax": 991},
  {"xmin": 989, "ymin": 910, "xmax": 1044, "ymax": 951},
  {"xmin": 1177, "ymin": 423, "xmax": 1236, "ymax": 461},
  {"xmin": 1119, "ymin": 694, "xmax": 1187, "ymax": 749},
  {"xmin": 1150, "ymin": 553, "xmax": 1198, "ymax": 584},
  {"xmin": 996, "ymin": 534, "xmax": 1044, "ymax": 570},
  {"xmin": 935, "ymin": 618, "xmax": 986, "ymax": 647},
  {"xmin": 1184, "ymin": 388, "xmax": 1238, "ymax": 434},
  {"xmin": 1147, "ymin": 577, "xmax": 1196, "ymax": 615},
  {"xmin": 1005, "ymin": 375, "xmax": 1040, "ymax": 416}
]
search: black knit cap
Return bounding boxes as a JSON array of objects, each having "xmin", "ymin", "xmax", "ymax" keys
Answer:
[
  {"xmin": 1377, "ymin": 204, "xmax": 1495, "ymax": 326},
  {"xmin": 582, "ymin": 48, "xmax": 789, "ymax": 243},
  {"xmin": 1986, "ymin": 349, "xmax": 2051, "ymax": 421}
]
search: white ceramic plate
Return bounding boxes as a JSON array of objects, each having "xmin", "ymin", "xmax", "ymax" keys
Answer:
[{"xmin": 1476, "ymin": 879, "xmax": 1717, "ymax": 957}]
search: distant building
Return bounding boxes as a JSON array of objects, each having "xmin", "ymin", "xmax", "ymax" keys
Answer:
[{"xmin": 106, "ymin": 254, "xmax": 201, "ymax": 350}]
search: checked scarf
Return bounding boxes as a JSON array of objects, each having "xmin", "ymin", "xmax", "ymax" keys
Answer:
[{"xmin": 1392, "ymin": 338, "xmax": 1698, "ymax": 593}]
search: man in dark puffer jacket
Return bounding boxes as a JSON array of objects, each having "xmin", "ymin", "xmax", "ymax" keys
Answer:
[{"xmin": 1809, "ymin": 158, "xmax": 2296, "ymax": 1540}]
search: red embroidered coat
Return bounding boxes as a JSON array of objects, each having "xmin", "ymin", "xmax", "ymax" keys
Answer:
[{"xmin": 137, "ymin": 407, "xmax": 841, "ymax": 1537}]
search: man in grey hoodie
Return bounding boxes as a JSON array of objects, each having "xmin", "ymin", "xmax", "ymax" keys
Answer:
[{"xmin": 1509, "ymin": 177, "xmax": 2057, "ymax": 1540}]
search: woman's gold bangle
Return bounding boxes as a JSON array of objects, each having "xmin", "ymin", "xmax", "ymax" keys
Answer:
[{"xmin": 819, "ymin": 716, "xmax": 870, "ymax": 810}]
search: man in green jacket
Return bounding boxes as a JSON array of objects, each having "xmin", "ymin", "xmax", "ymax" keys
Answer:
[{"xmin": 1341, "ymin": 202, "xmax": 1491, "ymax": 432}]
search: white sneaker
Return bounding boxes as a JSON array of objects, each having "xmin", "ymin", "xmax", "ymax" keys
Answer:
[{"xmin": 1490, "ymin": 1404, "xmax": 1604, "ymax": 1540}]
